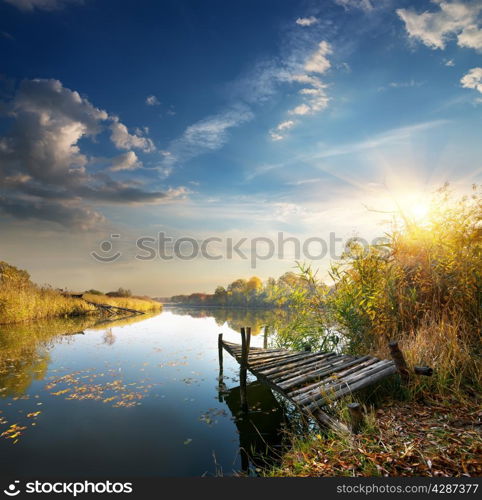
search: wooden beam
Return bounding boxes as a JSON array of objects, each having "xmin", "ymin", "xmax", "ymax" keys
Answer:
[
  {"xmin": 347, "ymin": 402, "xmax": 364, "ymax": 433},
  {"xmin": 389, "ymin": 341, "xmax": 410, "ymax": 383},
  {"xmin": 414, "ymin": 365, "xmax": 433, "ymax": 376}
]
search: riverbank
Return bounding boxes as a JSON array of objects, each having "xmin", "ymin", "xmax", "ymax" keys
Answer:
[
  {"xmin": 263, "ymin": 187, "xmax": 481, "ymax": 477},
  {"xmin": 0, "ymin": 261, "xmax": 161, "ymax": 325},
  {"xmin": 266, "ymin": 395, "xmax": 481, "ymax": 477}
]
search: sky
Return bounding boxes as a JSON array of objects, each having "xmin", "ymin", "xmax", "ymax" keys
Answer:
[{"xmin": 0, "ymin": 0, "xmax": 481, "ymax": 296}]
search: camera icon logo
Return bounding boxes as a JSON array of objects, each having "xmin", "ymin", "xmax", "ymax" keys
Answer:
[
  {"xmin": 3, "ymin": 480, "xmax": 20, "ymax": 496},
  {"xmin": 91, "ymin": 234, "xmax": 122, "ymax": 263}
]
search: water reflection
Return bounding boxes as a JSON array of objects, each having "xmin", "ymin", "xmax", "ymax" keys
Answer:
[
  {"xmin": 166, "ymin": 306, "xmax": 288, "ymax": 336},
  {"xmin": 0, "ymin": 314, "xmax": 155, "ymax": 398},
  {"xmin": 220, "ymin": 381, "xmax": 287, "ymax": 474},
  {"xmin": 0, "ymin": 309, "xmax": 294, "ymax": 476}
]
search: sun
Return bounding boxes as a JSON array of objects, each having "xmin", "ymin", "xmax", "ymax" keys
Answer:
[
  {"xmin": 394, "ymin": 193, "xmax": 432, "ymax": 224},
  {"xmin": 408, "ymin": 201, "xmax": 430, "ymax": 222}
]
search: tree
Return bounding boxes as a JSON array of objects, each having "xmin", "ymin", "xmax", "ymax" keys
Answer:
[{"xmin": 246, "ymin": 276, "xmax": 262, "ymax": 292}]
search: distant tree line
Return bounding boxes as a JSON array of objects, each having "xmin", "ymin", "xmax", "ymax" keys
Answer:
[
  {"xmin": 85, "ymin": 287, "xmax": 132, "ymax": 298},
  {"xmin": 169, "ymin": 273, "xmax": 308, "ymax": 308}
]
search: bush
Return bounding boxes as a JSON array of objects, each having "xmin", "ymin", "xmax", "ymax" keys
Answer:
[{"xmin": 272, "ymin": 185, "xmax": 481, "ymax": 395}]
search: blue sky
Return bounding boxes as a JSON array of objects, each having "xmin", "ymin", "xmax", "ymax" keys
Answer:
[{"xmin": 0, "ymin": 0, "xmax": 481, "ymax": 295}]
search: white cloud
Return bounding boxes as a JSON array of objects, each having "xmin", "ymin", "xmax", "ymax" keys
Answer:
[
  {"xmin": 4, "ymin": 0, "xmax": 81, "ymax": 11},
  {"xmin": 269, "ymin": 120, "xmax": 295, "ymax": 141},
  {"xmin": 397, "ymin": 1, "xmax": 482, "ymax": 51},
  {"xmin": 335, "ymin": 0, "xmax": 374, "ymax": 11},
  {"xmin": 289, "ymin": 103, "xmax": 312, "ymax": 116},
  {"xmin": 162, "ymin": 106, "xmax": 253, "ymax": 166},
  {"xmin": 378, "ymin": 79, "xmax": 425, "ymax": 91},
  {"xmin": 109, "ymin": 151, "xmax": 142, "ymax": 172},
  {"xmin": 145, "ymin": 95, "xmax": 160, "ymax": 106},
  {"xmin": 277, "ymin": 120, "xmax": 296, "ymax": 131},
  {"xmin": 267, "ymin": 41, "xmax": 332, "ymax": 135},
  {"xmin": 460, "ymin": 67, "xmax": 482, "ymax": 93},
  {"xmin": 445, "ymin": 58, "xmax": 455, "ymax": 65},
  {"xmin": 296, "ymin": 16, "xmax": 318, "ymax": 27},
  {"xmin": 110, "ymin": 118, "xmax": 155, "ymax": 153},
  {"xmin": 304, "ymin": 41, "xmax": 332, "ymax": 74}
]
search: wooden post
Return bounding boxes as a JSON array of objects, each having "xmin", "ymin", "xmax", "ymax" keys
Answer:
[
  {"xmin": 218, "ymin": 333, "xmax": 223, "ymax": 373},
  {"xmin": 414, "ymin": 366, "xmax": 433, "ymax": 376},
  {"xmin": 246, "ymin": 326, "xmax": 251, "ymax": 357},
  {"xmin": 347, "ymin": 402, "xmax": 364, "ymax": 433},
  {"xmin": 217, "ymin": 333, "xmax": 226, "ymax": 402},
  {"xmin": 240, "ymin": 327, "xmax": 246, "ymax": 363},
  {"xmin": 389, "ymin": 341, "xmax": 410, "ymax": 383},
  {"xmin": 263, "ymin": 325, "xmax": 268, "ymax": 349},
  {"xmin": 240, "ymin": 328, "xmax": 248, "ymax": 413}
]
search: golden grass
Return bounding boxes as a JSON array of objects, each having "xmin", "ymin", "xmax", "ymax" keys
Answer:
[
  {"xmin": 0, "ymin": 283, "xmax": 96, "ymax": 325},
  {"xmin": 83, "ymin": 293, "xmax": 162, "ymax": 313},
  {"xmin": 376, "ymin": 318, "xmax": 481, "ymax": 399},
  {"xmin": 0, "ymin": 261, "xmax": 161, "ymax": 324}
]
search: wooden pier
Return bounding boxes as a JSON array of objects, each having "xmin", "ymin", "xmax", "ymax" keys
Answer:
[{"xmin": 219, "ymin": 330, "xmax": 400, "ymax": 433}]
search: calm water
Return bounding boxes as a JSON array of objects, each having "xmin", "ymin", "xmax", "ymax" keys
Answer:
[{"xmin": 0, "ymin": 308, "xmax": 295, "ymax": 477}]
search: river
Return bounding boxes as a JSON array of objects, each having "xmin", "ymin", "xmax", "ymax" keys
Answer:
[{"xmin": 0, "ymin": 307, "xmax": 299, "ymax": 477}]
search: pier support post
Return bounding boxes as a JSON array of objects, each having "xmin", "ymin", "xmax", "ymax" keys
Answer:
[
  {"xmin": 389, "ymin": 341, "xmax": 410, "ymax": 384},
  {"xmin": 217, "ymin": 333, "xmax": 226, "ymax": 402},
  {"xmin": 218, "ymin": 333, "xmax": 223, "ymax": 374},
  {"xmin": 239, "ymin": 328, "xmax": 249, "ymax": 413},
  {"xmin": 263, "ymin": 325, "xmax": 268, "ymax": 349},
  {"xmin": 347, "ymin": 402, "xmax": 364, "ymax": 434}
]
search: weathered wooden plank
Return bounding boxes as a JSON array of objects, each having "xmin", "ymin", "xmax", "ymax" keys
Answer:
[
  {"xmin": 260, "ymin": 352, "xmax": 337, "ymax": 378},
  {"xmin": 247, "ymin": 352, "xmax": 301, "ymax": 367},
  {"xmin": 251, "ymin": 351, "xmax": 319, "ymax": 371},
  {"xmin": 289, "ymin": 357, "xmax": 380, "ymax": 399},
  {"xmin": 294, "ymin": 359, "xmax": 392, "ymax": 406},
  {"xmin": 279, "ymin": 355, "xmax": 361, "ymax": 391},
  {"xmin": 270, "ymin": 353, "xmax": 340, "ymax": 383},
  {"xmin": 304, "ymin": 364, "xmax": 397, "ymax": 412}
]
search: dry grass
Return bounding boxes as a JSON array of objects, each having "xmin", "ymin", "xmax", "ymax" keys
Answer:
[
  {"xmin": 375, "ymin": 319, "xmax": 481, "ymax": 398},
  {"xmin": 0, "ymin": 261, "xmax": 161, "ymax": 324},
  {"xmin": 0, "ymin": 283, "xmax": 96, "ymax": 325},
  {"xmin": 266, "ymin": 396, "xmax": 482, "ymax": 477},
  {"xmin": 83, "ymin": 293, "xmax": 162, "ymax": 313}
]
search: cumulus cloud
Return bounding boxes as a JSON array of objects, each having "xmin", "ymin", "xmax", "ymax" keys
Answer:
[
  {"xmin": 145, "ymin": 95, "xmax": 160, "ymax": 106},
  {"xmin": 4, "ymin": 0, "xmax": 81, "ymax": 11},
  {"xmin": 110, "ymin": 118, "xmax": 155, "ymax": 153},
  {"xmin": 460, "ymin": 66, "xmax": 482, "ymax": 93},
  {"xmin": 0, "ymin": 196, "xmax": 104, "ymax": 230},
  {"xmin": 296, "ymin": 16, "xmax": 318, "ymax": 27},
  {"xmin": 0, "ymin": 79, "xmax": 184, "ymax": 229},
  {"xmin": 397, "ymin": 1, "xmax": 482, "ymax": 51},
  {"xmin": 109, "ymin": 151, "xmax": 142, "ymax": 172}
]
